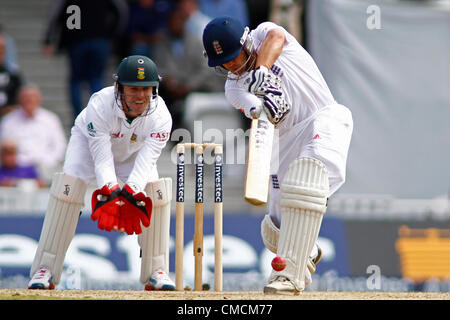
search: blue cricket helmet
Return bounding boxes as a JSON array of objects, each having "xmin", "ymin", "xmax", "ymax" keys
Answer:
[{"xmin": 202, "ymin": 16, "xmax": 246, "ymax": 67}]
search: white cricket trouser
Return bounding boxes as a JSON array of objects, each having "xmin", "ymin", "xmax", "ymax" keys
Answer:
[{"xmin": 268, "ymin": 104, "xmax": 353, "ymax": 226}]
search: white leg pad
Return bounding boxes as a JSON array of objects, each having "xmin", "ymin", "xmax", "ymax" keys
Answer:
[
  {"xmin": 261, "ymin": 214, "xmax": 279, "ymax": 254},
  {"xmin": 30, "ymin": 172, "xmax": 87, "ymax": 285},
  {"xmin": 273, "ymin": 158, "xmax": 329, "ymax": 292},
  {"xmin": 261, "ymin": 213, "xmax": 318, "ymax": 278},
  {"xmin": 139, "ymin": 177, "xmax": 172, "ymax": 284}
]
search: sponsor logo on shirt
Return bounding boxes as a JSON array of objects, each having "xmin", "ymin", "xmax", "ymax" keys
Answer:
[
  {"xmin": 150, "ymin": 132, "xmax": 170, "ymax": 142},
  {"xmin": 87, "ymin": 122, "xmax": 96, "ymax": 137},
  {"xmin": 270, "ymin": 64, "xmax": 283, "ymax": 77},
  {"xmin": 130, "ymin": 133, "xmax": 137, "ymax": 142},
  {"xmin": 111, "ymin": 131, "xmax": 124, "ymax": 138}
]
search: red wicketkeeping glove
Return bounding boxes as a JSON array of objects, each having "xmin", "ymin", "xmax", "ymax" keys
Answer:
[
  {"xmin": 91, "ymin": 183, "xmax": 122, "ymax": 232},
  {"xmin": 118, "ymin": 184, "xmax": 152, "ymax": 235}
]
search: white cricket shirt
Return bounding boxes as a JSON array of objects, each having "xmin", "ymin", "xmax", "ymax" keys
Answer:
[
  {"xmin": 71, "ymin": 86, "xmax": 172, "ymax": 190},
  {"xmin": 224, "ymin": 22, "xmax": 353, "ymax": 201},
  {"xmin": 224, "ymin": 22, "xmax": 336, "ymax": 135}
]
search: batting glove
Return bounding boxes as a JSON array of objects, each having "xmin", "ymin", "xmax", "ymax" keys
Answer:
[
  {"xmin": 263, "ymin": 92, "xmax": 291, "ymax": 125},
  {"xmin": 247, "ymin": 66, "xmax": 283, "ymax": 97},
  {"xmin": 91, "ymin": 183, "xmax": 122, "ymax": 232},
  {"xmin": 118, "ymin": 183, "xmax": 152, "ymax": 235}
]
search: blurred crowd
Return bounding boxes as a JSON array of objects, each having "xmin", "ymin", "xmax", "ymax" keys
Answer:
[
  {"xmin": 0, "ymin": 24, "xmax": 66, "ymax": 189},
  {"xmin": 0, "ymin": 0, "xmax": 306, "ymax": 190}
]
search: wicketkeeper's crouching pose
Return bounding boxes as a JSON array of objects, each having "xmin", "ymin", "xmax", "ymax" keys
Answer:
[
  {"xmin": 28, "ymin": 55, "xmax": 176, "ymax": 291},
  {"xmin": 202, "ymin": 17, "xmax": 353, "ymax": 294}
]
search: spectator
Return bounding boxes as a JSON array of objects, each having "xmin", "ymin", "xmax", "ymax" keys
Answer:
[
  {"xmin": 245, "ymin": 0, "xmax": 270, "ymax": 29},
  {"xmin": 198, "ymin": 0, "xmax": 250, "ymax": 27},
  {"xmin": 42, "ymin": 0, "xmax": 129, "ymax": 119},
  {"xmin": 0, "ymin": 139, "xmax": 46, "ymax": 188},
  {"xmin": 0, "ymin": 85, "xmax": 67, "ymax": 182},
  {"xmin": 0, "ymin": 23, "xmax": 19, "ymax": 70},
  {"xmin": 0, "ymin": 33, "xmax": 23, "ymax": 118},
  {"xmin": 177, "ymin": 0, "xmax": 211, "ymax": 41},
  {"xmin": 153, "ymin": 8, "xmax": 225, "ymax": 130},
  {"xmin": 122, "ymin": 0, "xmax": 174, "ymax": 59},
  {"xmin": 269, "ymin": 0, "xmax": 303, "ymax": 42}
]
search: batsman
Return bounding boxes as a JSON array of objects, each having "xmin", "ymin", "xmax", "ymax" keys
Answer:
[
  {"xmin": 202, "ymin": 17, "xmax": 353, "ymax": 294},
  {"xmin": 28, "ymin": 55, "xmax": 176, "ymax": 291}
]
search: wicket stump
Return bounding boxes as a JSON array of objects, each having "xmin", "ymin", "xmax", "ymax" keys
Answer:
[{"xmin": 175, "ymin": 143, "xmax": 223, "ymax": 291}]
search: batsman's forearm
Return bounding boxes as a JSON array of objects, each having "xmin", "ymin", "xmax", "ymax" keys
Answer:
[{"xmin": 255, "ymin": 29, "xmax": 285, "ymax": 69}]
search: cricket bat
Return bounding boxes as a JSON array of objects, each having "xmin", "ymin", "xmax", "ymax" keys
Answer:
[{"xmin": 245, "ymin": 106, "xmax": 274, "ymax": 206}]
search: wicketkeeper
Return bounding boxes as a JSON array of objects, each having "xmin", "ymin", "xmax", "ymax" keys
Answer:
[
  {"xmin": 202, "ymin": 17, "xmax": 353, "ymax": 294},
  {"xmin": 28, "ymin": 55, "xmax": 175, "ymax": 291}
]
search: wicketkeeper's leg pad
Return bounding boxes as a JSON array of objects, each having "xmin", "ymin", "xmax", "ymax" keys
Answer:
[
  {"xmin": 30, "ymin": 172, "xmax": 87, "ymax": 285},
  {"xmin": 272, "ymin": 158, "xmax": 329, "ymax": 292},
  {"xmin": 139, "ymin": 177, "xmax": 172, "ymax": 284}
]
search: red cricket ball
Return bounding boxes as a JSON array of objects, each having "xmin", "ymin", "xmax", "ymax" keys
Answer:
[{"xmin": 271, "ymin": 256, "xmax": 287, "ymax": 271}]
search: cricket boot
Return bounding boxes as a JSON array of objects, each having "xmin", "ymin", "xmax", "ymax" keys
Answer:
[
  {"xmin": 145, "ymin": 268, "xmax": 175, "ymax": 291},
  {"xmin": 264, "ymin": 243, "xmax": 323, "ymax": 294},
  {"xmin": 28, "ymin": 267, "xmax": 55, "ymax": 290}
]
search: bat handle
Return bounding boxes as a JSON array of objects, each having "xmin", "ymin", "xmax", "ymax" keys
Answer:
[{"xmin": 250, "ymin": 104, "xmax": 262, "ymax": 119}]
